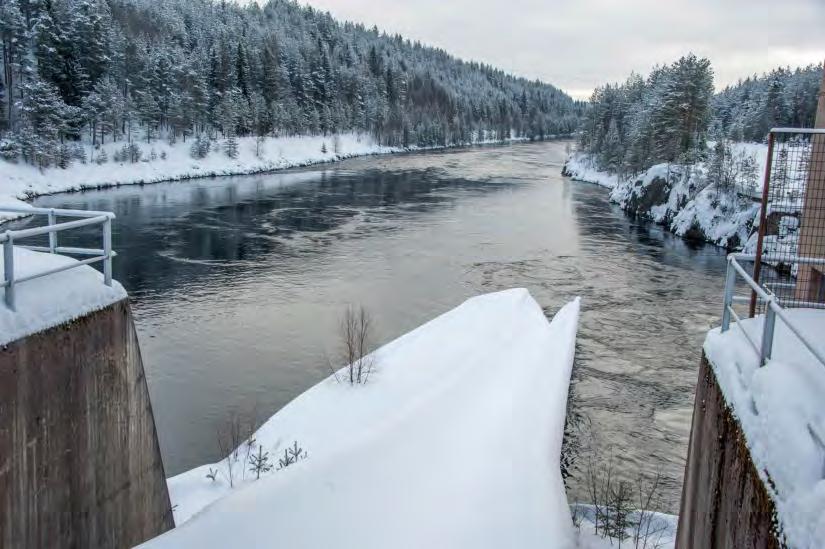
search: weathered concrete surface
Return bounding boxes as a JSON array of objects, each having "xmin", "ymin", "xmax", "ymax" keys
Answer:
[
  {"xmin": 676, "ymin": 355, "xmax": 782, "ymax": 549},
  {"xmin": 0, "ymin": 299, "xmax": 173, "ymax": 548}
]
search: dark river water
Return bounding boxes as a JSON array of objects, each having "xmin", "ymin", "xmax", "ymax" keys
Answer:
[{"xmin": 30, "ymin": 140, "xmax": 728, "ymax": 509}]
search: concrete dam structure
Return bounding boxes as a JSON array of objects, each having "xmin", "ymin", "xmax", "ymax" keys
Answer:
[
  {"xmin": 1, "ymin": 207, "xmax": 172, "ymax": 548},
  {"xmin": 0, "ymin": 298, "xmax": 173, "ymax": 548},
  {"xmin": 676, "ymin": 355, "xmax": 782, "ymax": 548}
]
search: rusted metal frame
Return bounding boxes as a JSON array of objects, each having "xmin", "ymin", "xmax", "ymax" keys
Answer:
[{"xmin": 750, "ymin": 132, "xmax": 775, "ymax": 317}]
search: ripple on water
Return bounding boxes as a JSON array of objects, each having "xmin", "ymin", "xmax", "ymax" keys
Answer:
[{"xmin": 28, "ymin": 141, "xmax": 727, "ymax": 511}]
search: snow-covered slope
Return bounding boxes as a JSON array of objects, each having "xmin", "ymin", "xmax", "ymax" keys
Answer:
[
  {"xmin": 561, "ymin": 153, "xmax": 619, "ymax": 190},
  {"xmin": 0, "ymin": 133, "xmax": 395, "ymax": 223},
  {"xmin": 0, "ymin": 247, "xmax": 127, "ymax": 345},
  {"xmin": 705, "ymin": 310, "xmax": 825, "ymax": 548},
  {"xmin": 563, "ymin": 145, "xmax": 765, "ymax": 250},
  {"xmin": 140, "ymin": 289, "xmax": 581, "ymax": 549}
]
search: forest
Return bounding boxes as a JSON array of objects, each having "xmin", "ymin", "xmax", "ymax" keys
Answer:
[
  {"xmin": 578, "ymin": 57, "xmax": 822, "ymax": 180},
  {"xmin": 0, "ymin": 0, "xmax": 583, "ymax": 169}
]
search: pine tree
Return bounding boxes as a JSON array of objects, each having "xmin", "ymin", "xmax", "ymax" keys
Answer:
[
  {"xmin": 224, "ymin": 133, "xmax": 238, "ymax": 158},
  {"xmin": 1, "ymin": 0, "xmax": 29, "ymax": 130}
]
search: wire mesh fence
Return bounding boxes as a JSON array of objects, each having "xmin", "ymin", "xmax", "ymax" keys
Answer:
[{"xmin": 750, "ymin": 128, "xmax": 825, "ymax": 315}]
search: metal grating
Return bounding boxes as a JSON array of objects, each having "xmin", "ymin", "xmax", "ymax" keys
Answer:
[{"xmin": 751, "ymin": 128, "xmax": 825, "ymax": 315}]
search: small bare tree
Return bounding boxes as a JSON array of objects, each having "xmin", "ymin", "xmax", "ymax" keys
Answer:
[
  {"xmin": 340, "ymin": 305, "xmax": 375, "ymax": 384},
  {"xmin": 215, "ymin": 407, "xmax": 257, "ymax": 488}
]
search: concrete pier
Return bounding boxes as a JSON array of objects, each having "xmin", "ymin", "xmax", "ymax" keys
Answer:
[
  {"xmin": 0, "ymin": 299, "xmax": 173, "ymax": 548},
  {"xmin": 676, "ymin": 355, "xmax": 781, "ymax": 549}
]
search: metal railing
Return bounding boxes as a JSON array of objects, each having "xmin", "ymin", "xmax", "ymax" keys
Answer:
[
  {"xmin": 1, "ymin": 206, "xmax": 116, "ymax": 311},
  {"xmin": 722, "ymin": 253, "xmax": 825, "ymax": 368}
]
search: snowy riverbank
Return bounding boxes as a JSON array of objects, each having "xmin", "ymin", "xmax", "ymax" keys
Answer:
[
  {"xmin": 563, "ymin": 144, "xmax": 766, "ymax": 250},
  {"xmin": 140, "ymin": 289, "xmax": 582, "ymax": 548},
  {"xmin": 0, "ymin": 132, "xmax": 545, "ymax": 224},
  {"xmin": 0, "ymin": 133, "xmax": 398, "ymax": 222}
]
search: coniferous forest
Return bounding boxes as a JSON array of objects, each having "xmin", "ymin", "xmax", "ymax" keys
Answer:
[
  {"xmin": 0, "ymin": 0, "xmax": 583, "ymax": 169},
  {"xmin": 578, "ymin": 56, "xmax": 823, "ymax": 179}
]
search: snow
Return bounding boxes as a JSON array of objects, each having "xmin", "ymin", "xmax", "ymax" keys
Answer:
[
  {"xmin": 572, "ymin": 505, "xmax": 677, "ymax": 549},
  {"xmin": 704, "ymin": 309, "xmax": 825, "ymax": 548},
  {"xmin": 0, "ymin": 132, "xmax": 538, "ymax": 224},
  {"xmin": 0, "ymin": 133, "xmax": 397, "ymax": 223},
  {"xmin": 0, "ymin": 246, "xmax": 127, "ymax": 346},
  {"xmin": 565, "ymin": 144, "xmax": 768, "ymax": 249},
  {"xmin": 669, "ymin": 182, "xmax": 760, "ymax": 248},
  {"xmin": 140, "ymin": 289, "xmax": 581, "ymax": 548},
  {"xmin": 562, "ymin": 152, "xmax": 619, "ymax": 189}
]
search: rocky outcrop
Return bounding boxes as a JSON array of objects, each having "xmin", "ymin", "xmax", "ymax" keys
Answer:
[{"xmin": 563, "ymin": 155, "xmax": 759, "ymax": 250}]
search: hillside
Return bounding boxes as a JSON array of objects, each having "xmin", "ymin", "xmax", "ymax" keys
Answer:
[{"xmin": 0, "ymin": 0, "xmax": 581, "ymax": 175}]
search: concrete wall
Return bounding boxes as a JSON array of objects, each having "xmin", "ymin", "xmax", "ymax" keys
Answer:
[
  {"xmin": 795, "ymin": 62, "xmax": 825, "ymax": 302},
  {"xmin": 676, "ymin": 355, "xmax": 781, "ymax": 549},
  {"xmin": 0, "ymin": 299, "xmax": 173, "ymax": 548}
]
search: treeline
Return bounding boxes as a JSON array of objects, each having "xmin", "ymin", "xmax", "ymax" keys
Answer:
[
  {"xmin": 578, "ymin": 56, "xmax": 822, "ymax": 180},
  {"xmin": 577, "ymin": 54, "xmax": 715, "ymax": 179},
  {"xmin": 0, "ymin": 0, "xmax": 582, "ymax": 169},
  {"xmin": 712, "ymin": 64, "xmax": 822, "ymax": 142}
]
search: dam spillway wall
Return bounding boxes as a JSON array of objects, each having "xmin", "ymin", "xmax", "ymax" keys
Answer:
[
  {"xmin": 676, "ymin": 354, "xmax": 781, "ymax": 549},
  {"xmin": 0, "ymin": 298, "xmax": 173, "ymax": 548}
]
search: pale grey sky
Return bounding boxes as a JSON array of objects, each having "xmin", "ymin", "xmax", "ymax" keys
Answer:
[{"xmin": 286, "ymin": 0, "xmax": 825, "ymax": 100}]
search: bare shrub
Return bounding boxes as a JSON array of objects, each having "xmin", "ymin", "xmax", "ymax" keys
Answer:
[
  {"xmin": 339, "ymin": 305, "xmax": 375, "ymax": 384},
  {"xmin": 215, "ymin": 407, "xmax": 257, "ymax": 488},
  {"xmin": 577, "ymin": 452, "xmax": 670, "ymax": 549}
]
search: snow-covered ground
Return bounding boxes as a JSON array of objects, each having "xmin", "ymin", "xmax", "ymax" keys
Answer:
[
  {"xmin": 572, "ymin": 504, "xmax": 677, "ymax": 549},
  {"xmin": 705, "ymin": 309, "xmax": 825, "ymax": 548},
  {"xmin": 140, "ymin": 289, "xmax": 582, "ymax": 548},
  {"xmin": 0, "ymin": 246, "xmax": 127, "ymax": 345},
  {"xmin": 0, "ymin": 133, "xmax": 397, "ymax": 223},
  {"xmin": 0, "ymin": 132, "xmax": 540, "ymax": 224},
  {"xmin": 562, "ymin": 153, "xmax": 619, "ymax": 190}
]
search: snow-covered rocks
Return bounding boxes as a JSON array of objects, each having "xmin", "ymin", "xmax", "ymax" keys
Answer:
[
  {"xmin": 562, "ymin": 153, "xmax": 619, "ymax": 190},
  {"xmin": 141, "ymin": 289, "xmax": 581, "ymax": 548},
  {"xmin": 0, "ymin": 246, "xmax": 127, "ymax": 346},
  {"xmin": 704, "ymin": 310, "xmax": 825, "ymax": 548},
  {"xmin": 564, "ymin": 146, "xmax": 766, "ymax": 250}
]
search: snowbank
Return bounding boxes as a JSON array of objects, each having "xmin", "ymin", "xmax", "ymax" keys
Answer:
[
  {"xmin": 572, "ymin": 505, "xmax": 677, "ymax": 549},
  {"xmin": 0, "ymin": 132, "xmax": 541, "ymax": 224},
  {"xmin": 0, "ymin": 247, "xmax": 127, "ymax": 346},
  {"xmin": 0, "ymin": 133, "xmax": 396, "ymax": 223},
  {"xmin": 141, "ymin": 289, "xmax": 581, "ymax": 548},
  {"xmin": 561, "ymin": 152, "xmax": 619, "ymax": 189},
  {"xmin": 563, "ymin": 146, "xmax": 767, "ymax": 249},
  {"xmin": 704, "ymin": 310, "xmax": 825, "ymax": 547}
]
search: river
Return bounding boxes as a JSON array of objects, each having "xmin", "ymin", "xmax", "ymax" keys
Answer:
[{"xmin": 30, "ymin": 140, "xmax": 728, "ymax": 510}]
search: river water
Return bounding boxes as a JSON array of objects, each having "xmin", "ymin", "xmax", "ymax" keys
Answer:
[{"xmin": 31, "ymin": 140, "xmax": 728, "ymax": 509}]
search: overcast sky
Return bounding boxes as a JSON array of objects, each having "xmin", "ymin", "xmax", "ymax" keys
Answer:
[{"xmin": 289, "ymin": 0, "xmax": 825, "ymax": 100}]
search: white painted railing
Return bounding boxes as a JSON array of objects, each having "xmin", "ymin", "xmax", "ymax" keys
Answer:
[
  {"xmin": 1, "ymin": 206, "xmax": 116, "ymax": 311},
  {"xmin": 722, "ymin": 253, "xmax": 825, "ymax": 368}
]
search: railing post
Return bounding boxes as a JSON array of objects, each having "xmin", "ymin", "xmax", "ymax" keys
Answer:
[
  {"xmin": 3, "ymin": 234, "xmax": 15, "ymax": 311},
  {"xmin": 48, "ymin": 208, "xmax": 57, "ymax": 253},
  {"xmin": 721, "ymin": 256, "xmax": 736, "ymax": 332},
  {"xmin": 103, "ymin": 217, "xmax": 112, "ymax": 287},
  {"xmin": 761, "ymin": 299, "xmax": 777, "ymax": 366}
]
